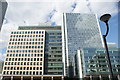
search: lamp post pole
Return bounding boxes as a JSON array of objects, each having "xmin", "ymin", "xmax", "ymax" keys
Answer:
[{"xmin": 100, "ymin": 14, "xmax": 114, "ymax": 80}]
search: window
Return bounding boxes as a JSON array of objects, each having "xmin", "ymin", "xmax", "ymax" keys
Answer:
[
  {"xmin": 26, "ymin": 71, "xmax": 28, "ymax": 75},
  {"xmin": 20, "ymin": 71, "xmax": 22, "ymax": 74},
  {"xmin": 33, "ymin": 72, "xmax": 35, "ymax": 75},
  {"xmin": 41, "ymin": 50, "xmax": 43, "ymax": 52},
  {"xmin": 21, "ymin": 62, "xmax": 23, "ymax": 65},
  {"xmin": 4, "ymin": 67, "xmax": 6, "ymax": 70},
  {"xmin": 23, "ymin": 71, "xmax": 25, "ymax": 74},
  {"xmin": 27, "ymin": 67, "xmax": 29, "ymax": 70},
  {"xmin": 5, "ymin": 62, "xmax": 7, "ymax": 65},
  {"xmin": 40, "ymin": 62, "xmax": 42, "ymax": 65},
  {"xmin": 11, "ymin": 67, "xmax": 13, "ymax": 70},
  {"xmin": 11, "ymin": 62, "xmax": 14, "ymax": 65},
  {"xmin": 40, "ymin": 67, "xmax": 42, "ymax": 70},
  {"xmin": 37, "ymin": 62, "xmax": 39, "ymax": 65},
  {"xmin": 24, "ymin": 62, "xmax": 26, "ymax": 65},
  {"xmin": 34, "ymin": 58, "xmax": 36, "ymax": 61},
  {"xmin": 40, "ymin": 58, "xmax": 42, "ymax": 61},
  {"xmin": 33, "ymin": 67, "xmax": 35, "ymax": 70},
  {"xmin": 36, "ymin": 72, "xmax": 38, "ymax": 75},
  {"xmin": 6, "ymin": 58, "xmax": 8, "ymax": 61}
]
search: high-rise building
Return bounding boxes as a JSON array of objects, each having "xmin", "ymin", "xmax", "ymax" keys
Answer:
[
  {"xmin": 75, "ymin": 48, "xmax": 120, "ymax": 80},
  {"xmin": 0, "ymin": 0, "xmax": 8, "ymax": 31},
  {"xmin": 2, "ymin": 26, "xmax": 64, "ymax": 80},
  {"xmin": 0, "ymin": 60, "xmax": 4, "ymax": 79},
  {"xmin": 62, "ymin": 13, "xmax": 104, "ymax": 76}
]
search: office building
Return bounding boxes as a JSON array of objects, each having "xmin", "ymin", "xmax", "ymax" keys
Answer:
[
  {"xmin": 75, "ymin": 48, "xmax": 120, "ymax": 80},
  {"xmin": 2, "ymin": 26, "xmax": 64, "ymax": 80},
  {"xmin": 0, "ymin": 61, "xmax": 4, "ymax": 79},
  {"xmin": 0, "ymin": 0, "xmax": 8, "ymax": 30},
  {"xmin": 62, "ymin": 13, "xmax": 104, "ymax": 76}
]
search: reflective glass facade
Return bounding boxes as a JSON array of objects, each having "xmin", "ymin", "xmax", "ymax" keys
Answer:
[
  {"xmin": 44, "ymin": 27, "xmax": 63, "ymax": 75},
  {"xmin": 75, "ymin": 48, "xmax": 120, "ymax": 80},
  {"xmin": 62, "ymin": 13, "xmax": 103, "ymax": 76},
  {"xmin": 0, "ymin": 0, "xmax": 8, "ymax": 30}
]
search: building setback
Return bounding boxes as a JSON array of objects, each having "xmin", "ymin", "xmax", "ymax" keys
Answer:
[
  {"xmin": 75, "ymin": 48, "xmax": 120, "ymax": 80},
  {"xmin": 62, "ymin": 13, "xmax": 104, "ymax": 77},
  {"xmin": 0, "ymin": 0, "xmax": 8, "ymax": 31},
  {"xmin": 2, "ymin": 26, "xmax": 64, "ymax": 80}
]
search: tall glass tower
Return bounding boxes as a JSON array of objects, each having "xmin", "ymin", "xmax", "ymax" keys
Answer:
[
  {"xmin": 62, "ymin": 13, "xmax": 104, "ymax": 77},
  {"xmin": 0, "ymin": 0, "xmax": 8, "ymax": 31}
]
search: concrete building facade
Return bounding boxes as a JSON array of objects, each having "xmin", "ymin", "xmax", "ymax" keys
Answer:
[{"xmin": 2, "ymin": 26, "xmax": 64, "ymax": 80}]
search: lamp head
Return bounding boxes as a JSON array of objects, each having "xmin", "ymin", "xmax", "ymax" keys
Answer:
[{"xmin": 100, "ymin": 14, "xmax": 111, "ymax": 23}]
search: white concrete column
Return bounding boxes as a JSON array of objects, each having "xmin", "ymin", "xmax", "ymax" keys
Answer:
[
  {"xmin": 51, "ymin": 77, "xmax": 53, "ymax": 80},
  {"xmin": 62, "ymin": 76, "xmax": 64, "ymax": 80},
  {"xmin": 31, "ymin": 76, "xmax": 33, "ymax": 80},
  {"xmin": 117, "ymin": 75, "xmax": 120, "ymax": 80},
  {"xmin": 108, "ymin": 75, "xmax": 112, "ymax": 80},
  {"xmin": 1, "ymin": 76, "xmax": 3, "ymax": 80},
  {"xmin": 21, "ymin": 76, "xmax": 23, "ymax": 80},
  {"xmin": 90, "ymin": 75, "xmax": 92, "ymax": 80},
  {"xmin": 11, "ymin": 76, "xmax": 13, "ymax": 80},
  {"xmin": 41, "ymin": 77, "xmax": 43, "ymax": 80},
  {"xmin": 99, "ymin": 75, "xmax": 102, "ymax": 80}
]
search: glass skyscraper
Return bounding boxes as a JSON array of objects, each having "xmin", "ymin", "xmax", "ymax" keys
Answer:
[
  {"xmin": 0, "ymin": 0, "xmax": 8, "ymax": 30},
  {"xmin": 62, "ymin": 13, "xmax": 104, "ymax": 77}
]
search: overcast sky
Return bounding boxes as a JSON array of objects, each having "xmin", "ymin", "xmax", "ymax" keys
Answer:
[{"xmin": 0, "ymin": 0, "xmax": 119, "ymax": 60}]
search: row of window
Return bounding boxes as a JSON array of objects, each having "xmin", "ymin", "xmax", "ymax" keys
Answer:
[
  {"xmin": 45, "ymin": 72, "xmax": 62, "ymax": 75},
  {"xmin": 50, "ymin": 47, "xmax": 62, "ymax": 49},
  {"xmin": 7, "ymin": 54, "xmax": 43, "ymax": 57},
  {"xmin": 9, "ymin": 42, "xmax": 44, "ymax": 45},
  {"xmin": 10, "ymin": 38, "xmax": 44, "ymax": 41},
  {"xmin": 10, "ymin": 34, "xmax": 44, "ymax": 38},
  {"xmin": 7, "ymin": 50, "xmax": 43, "ymax": 53},
  {"xmin": 8, "ymin": 46, "xmax": 43, "ymax": 49},
  {"xmin": 3, "ymin": 71, "xmax": 42, "ymax": 75},
  {"xmin": 47, "ymin": 59, "xmax": 62, "ymax": 62},
  {"xmin": 48, "ymin": 67, "xmax": 63, "ymax": 70},
  {"xmin": 49, "ymin": 36, "xmax": 62, "ymax": 38},
  {"xmin": 46, "ymin": 43, "xmax": 62, "ymax": 46},
  {"xmin": 87, "ymin": 60, "xmax": 120, "ymax": 63},
  {"xmin": 6, "ymin": 57, "xmax": 43, "ymax": 61},
  {"xmin": 48, "ymin": 63, "xmax": 63, "ymax": 66},
  {"xmin": 47, "ymin": 55, "xmax": 62, "ymax": 57},
  {"xmin": 11, "ymin": 31, "xmax": 44, "ymax": 34},
  {"xmin": 5, "ymin": 62, "xmax": 43, "ymax": 65},
  {"xmin": 4, "ymin": 67, "xmax": 42, "ymax": 70},
  {"xmin": 47, "ymin": 39, "xmax": 62, "ymax": 42},
  {"xmin": 87, "ymin": 69, "xmax": 120, "ymax": 72},
  {"xmin": 96, "ymin": 51, "xmax": 119, "ymax": 54},
  {"xmin": 88, "ymin": 64, "xmax": 120, "ymax": 68},
  {"xmin": 50, "ymin": 51, "xmax": 62, "ymax": 53},
  {"xmin": 48, "ymin": 33, "xmax": 62, "ymax": 35}
]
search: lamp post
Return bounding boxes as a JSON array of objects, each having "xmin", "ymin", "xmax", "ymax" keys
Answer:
[{"xmin": 100, "ymin": 14, "xmax": 114, "ymax": 80}]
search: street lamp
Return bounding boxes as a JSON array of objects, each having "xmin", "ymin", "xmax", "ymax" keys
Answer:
[{"xmin": 100, "ymin": 14, "xmax": 114, "ymax": 80}]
